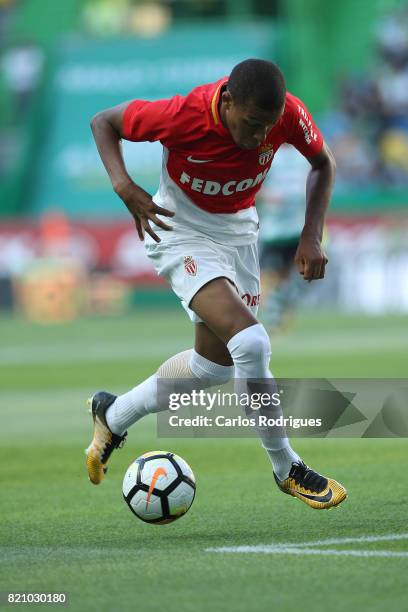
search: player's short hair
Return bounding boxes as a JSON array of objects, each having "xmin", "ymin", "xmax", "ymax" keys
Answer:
[{"xmin": 228, "ymin": 59, "xmax": 286, "ymax": 111}]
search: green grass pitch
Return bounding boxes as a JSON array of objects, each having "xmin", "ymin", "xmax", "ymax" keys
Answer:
[{"xmin": 0, "ymin": 310, "xmax": 407, "ymax": 611}]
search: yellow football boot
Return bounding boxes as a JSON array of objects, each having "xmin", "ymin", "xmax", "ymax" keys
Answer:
[
  {"xmin": 85, "ymin": 391, "xmax": 127, "ymax": 485},
  {"xmin": 274, "ymin": 461, "xmax": 347, "ymax": 510}
]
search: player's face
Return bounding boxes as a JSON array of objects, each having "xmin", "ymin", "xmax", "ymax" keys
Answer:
[{"xmin": 221, "ymin": 91, "xmax": 284, "ymax": 150}]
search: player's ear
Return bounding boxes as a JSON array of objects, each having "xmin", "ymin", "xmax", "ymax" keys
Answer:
[{"xmin": 222, "ymin": 89, "xmax": 233, "ymax": 108}]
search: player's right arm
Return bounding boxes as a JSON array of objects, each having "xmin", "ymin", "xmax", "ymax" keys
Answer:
[{"xmin": 90, "ymin": 102, "xmax": 174, "ymax": 242}]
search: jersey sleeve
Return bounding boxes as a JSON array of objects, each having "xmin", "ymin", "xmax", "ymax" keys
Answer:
[
  {"xmin": 284, "ymin": 95, "xmax": 324, "ymax": 158},
  {"xmin": 122, "ymin": 96, "xmax": 184, "ymax": 146}
]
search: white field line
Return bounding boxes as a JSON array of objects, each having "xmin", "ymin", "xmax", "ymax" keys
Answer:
[
  {"xmin": 283, "ymin": 533, "xmax": 408, "ymax": 547},
  {"xmin": 207, "ymin": 547, "xmax": 408, "ymax": 558},
  {"xmin": 206, "ymin": 533, "xmax": 408, "ymax": 558}
]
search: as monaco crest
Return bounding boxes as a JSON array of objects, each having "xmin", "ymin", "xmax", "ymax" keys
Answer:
[
  {"xmin": 258, "ymin": 145, "xmax": 274, "ymax": 166},
  {"xmin": 184, "ymin": 255, "xmax": 197, "ymax": 276}
]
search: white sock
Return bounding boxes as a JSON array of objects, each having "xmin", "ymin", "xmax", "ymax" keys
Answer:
[
  {"xmin": 227, "ymin": 323, "xmax": 300, "ymax": 480},
  {"xmin": 106, "ymin": 374, "xmax": 157, "ymax": 435},
  {"xmin": 106, "ymin": 349, "xmax": 233, "ymax": 436}
]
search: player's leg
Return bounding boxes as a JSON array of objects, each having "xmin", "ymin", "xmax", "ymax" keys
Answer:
[
  {"xmin": 105, "ymin": 320, "xmax": 234, "ymax": 436},
  {"xmin": 190, "ymin": 277, "xmax": 302, "ymax": 479},
  {"xmin": 85, "ymin": 237, "xmax": 241, "ymax": 485},
  {"xmin": 85, "ymin": 315, "xmax": 235, "ymax": 485},
  {"xmin": 190, "ymin": 277, "xmax": 347, "ymax": 509},
  {"xmin": 85, "ymin": 344, "xmax": 234, "ymax": 484},
  {"xmin": 194, "ymin": 321, "xmax": 233, "ymax": 366}
]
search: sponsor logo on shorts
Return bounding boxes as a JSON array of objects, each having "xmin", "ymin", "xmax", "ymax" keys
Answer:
[
  {"xmin": 184, "ymin": 255, "xmax": 197, "ymax": 276},
  {"xmin": 258, "ymin": 145, "xmax": 274, "ymax": 166},
  {"xmin": 241, "ymin": 293, "xmax": 261, "ymax": 307}
]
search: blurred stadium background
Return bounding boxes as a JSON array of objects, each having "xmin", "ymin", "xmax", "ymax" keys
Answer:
[{"xmin": 1, "ymin": 0, "xmax": 408, "ymax": 322}]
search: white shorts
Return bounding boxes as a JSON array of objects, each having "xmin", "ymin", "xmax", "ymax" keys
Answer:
[{"xmin": 145, "ymin": 236, "xmax": 260, "ymax": 323}]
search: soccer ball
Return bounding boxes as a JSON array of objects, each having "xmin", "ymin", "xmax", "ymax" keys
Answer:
[{"xmin": 122, "ymin": 451, "xmax": 196, "ymax": 524}]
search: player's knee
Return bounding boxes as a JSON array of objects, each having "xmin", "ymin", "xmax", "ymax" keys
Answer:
[{"xmin": 227, "ymin": 323, "xmax": 271, "ymax": 365}]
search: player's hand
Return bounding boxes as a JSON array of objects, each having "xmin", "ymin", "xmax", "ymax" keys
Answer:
[
  {"xmin": 294, "ymin": 234, "xmax": 328, "ymax": 282},
  {"xmin": 115, "ymin": 180, "xmax": 174, "ymax": 242}
]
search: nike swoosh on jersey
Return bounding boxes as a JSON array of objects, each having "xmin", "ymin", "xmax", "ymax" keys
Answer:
[
  {"xmin": 187, "ymin": 156, "xmax": 213, "ymax": 163},
  {"xmin": 296, "ymin": 488, "xmax": 333, "ymax": 503}
]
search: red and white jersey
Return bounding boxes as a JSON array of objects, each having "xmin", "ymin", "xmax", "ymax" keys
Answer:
[{"xmin": 123, "ymin": 77, "xmax": 323, "ymax": 245}]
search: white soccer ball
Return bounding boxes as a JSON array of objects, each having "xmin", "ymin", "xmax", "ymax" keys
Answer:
[{"xmin": 122, "ymin": 451, "xmax": 196, "ymax": 524}]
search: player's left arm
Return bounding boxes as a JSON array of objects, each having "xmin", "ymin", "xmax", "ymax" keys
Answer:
[{"xmin": 295, "ymin": 141, "xmax": 336, "ymax": 281}]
